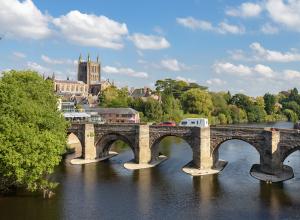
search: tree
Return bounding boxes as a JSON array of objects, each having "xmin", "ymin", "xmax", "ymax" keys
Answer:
[
  {"xmin": 181, "ymin": 88, "xmax": 213, "ymax": 116},
  {"xmin": 263, "ymin": 93, "xmax": 276, "ymax": 115},
  {"xmin": 99, "ymin": 86, "xmax": 131, "ymax": 107},
  {"xmin": 0, "ymin": 70, "xmax": 68, "ymax": 194},
  {"xmin": 229, "ymin": 105, "xmax": 248, "ymax": 124},
  {"xmin": 230, "ymin": 93, "xmax": 252, "ymax": 111},
  {"xmin": 143, "ymin": 98, "xmax": 163, "ymax": 121}
]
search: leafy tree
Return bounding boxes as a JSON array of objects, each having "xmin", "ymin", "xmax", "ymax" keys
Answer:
[
  {"xmin": 230, "ymin": 93, "xmax": 252, "ymax": 111},
  {"xmin": 247, "ymin": 105, "xmax": 267, "ymax": 122},
  {"xmin": 0, "ymin": 70, "xmax": 68, "ymax": 194},
  {"xmin": 283, "ymin": 109, "xmax": 298, "ymax": 122},
  {"xmin": 143, "ymin": 98, "xmax": 163, "ymax": 121},
  {"xmin": 263, "ymin": 93, "xmax": 276, "ymax": 115},
  {"xmin": 181, "ymin": 88, "xmax": 213, "ymax": 116},
  {"xmin": 99, "ymin": 86, "xmax": 131, "ymax": 107},
  {"xmin": 229, "ymin": 105, "xmax": 248, "ymax": 124}
]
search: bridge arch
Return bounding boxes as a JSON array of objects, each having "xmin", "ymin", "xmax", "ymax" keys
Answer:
[
  {"xmin": 212, "ymin": 137, "xmax": 262, "ymax": 165},
  {"xmin": 67, "ymin": 132, "xmax": 84, "ymax": 158},
  {"xmin": 280, "ymin": 145, "xmax": 300, "ymax": 163},
  {"xmin": 150, "ymin": 134, "xmax": 193, "ymax": 162},
  {"xmin": 95, "ymin": 133, "xmax": 137, "ymax": 160}
]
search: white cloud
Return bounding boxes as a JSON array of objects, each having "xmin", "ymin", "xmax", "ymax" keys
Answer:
[
  {"xmin": 253, "ymin": 64, "xmax": 274, "ymax": 78},
  {"xmin": 13, "ymin": 51, "xmax": 26, "ymax": 59},
  {"xmin": 129, "ymin": 33, "xmax": 170, "ymax": 50},
  {"xmin": 250, "ymin": 42, "xmax": 300, "ymax": 62},
  {"xmin": 217, "ymin": 22, "xmax": 245, "ymax": 34},
  {"xmin": 53, "ymin": 10, "xmax": 128, "ymax": 49},
  {"xmin": 177, "ymin": 17, "xmax": 245, "ymax": 34},
  {"xmin": 176, "ymin": 17, "xmax": 213, "ymax": 30},
  {"xmin": 176, "ymin": 76, "xmax": 196, "ymax": 83},
  {"xmin": 266, "ymin": 0, "xmax": 300, "ymax": 32},
  {"xmin": 41, "ymin": 55, "xmax": 73, "ymax": 65},
  {"xmin": 261, "ymin": 23, "xmax": 279, "ymax": 34},
  {"xmin": 0, "ymin": 0, "xmax": 51, "ymax": 39},
  {"xmin": 214, "ymin": 62, "xmax": 252, "ymax": 76},
  {"xmin": 206, "ymin": 78, "xmax": 226, "ymax": 85},
  {"xmin": 160, "ymin": 59, "xmax": 185, "ymax": 72},
  {"xmin": 103, "ymin": 65, "xmax": 148, "ymax": 78},
  {"xmin": 284, "ymin": 70, "xmax": 300, "ymax": 80},
  {"xmin": 214, "ymin": 62, "xmax": 274, "ymax": 78},
  {"xmin": 27, "ymin": 61, "xmax": 50, "ymax": 73},
  {"xmin": 226, "ymin": 2, "xmax": 263, "ymax": 18}
]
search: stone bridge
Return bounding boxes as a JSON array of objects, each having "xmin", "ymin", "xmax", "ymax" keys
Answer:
[{"xmin": 67, "ymin": 123, "xmax": 300, "ymax": 182}]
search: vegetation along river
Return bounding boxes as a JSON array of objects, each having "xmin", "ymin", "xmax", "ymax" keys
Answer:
[{"xmin": 1, "ymin": 122, "xmax": 300, "ymax": 220}]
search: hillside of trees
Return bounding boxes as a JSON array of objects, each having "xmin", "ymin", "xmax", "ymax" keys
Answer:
[{"xmin": 99, "ymin": 78, "xmax": 300, "ymax": 125}]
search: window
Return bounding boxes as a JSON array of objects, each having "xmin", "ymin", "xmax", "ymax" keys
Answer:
[{"xmin": 191, "ymin": 121, "xmax": 195, "ymax": 124}]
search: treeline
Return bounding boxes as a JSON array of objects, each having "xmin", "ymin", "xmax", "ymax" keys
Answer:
[{"xmin": 99, "ymin": 78, "xmax": 300, "ymax": 125}]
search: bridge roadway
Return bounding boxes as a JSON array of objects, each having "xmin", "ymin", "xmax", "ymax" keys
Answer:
[{"xmin": 67, "ymin": 123, "xmax": 300, "ymax": 182}]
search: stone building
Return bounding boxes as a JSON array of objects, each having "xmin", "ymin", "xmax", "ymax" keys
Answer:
[{"xmin": 78, "ymin": 54, "xmax": 101, "ymax": 95}]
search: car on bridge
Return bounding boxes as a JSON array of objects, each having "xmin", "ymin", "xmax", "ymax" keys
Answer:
[
  {"xmin": 158, "ymin": 121, "xmax": 176, "ymax": 126},
  {"xmin": 179, "ymin": 118, "xmax": 209, "ymax": 127}
]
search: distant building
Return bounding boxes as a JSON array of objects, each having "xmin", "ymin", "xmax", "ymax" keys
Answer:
[
  {"xmin": 85, "ymin": 107, "xmax": 140, "ymax": 123},
  {"xmin": 130, "ymin": 87, "xmax": 160, "ymax": 101},
  {"xmin": 53, "ymin": 54, "xmax": 104, "ymax": 97}
]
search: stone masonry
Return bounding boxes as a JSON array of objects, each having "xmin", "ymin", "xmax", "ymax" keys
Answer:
[{"xmin": 68, "ymin": 123, "xmax": 300, "ymax": 179}]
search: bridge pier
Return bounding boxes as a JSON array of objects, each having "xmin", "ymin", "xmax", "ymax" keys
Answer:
[
  {"xmin": 183, "ymin": 127, "xmax": 227, "ymax": 176},
  {"xmin": 124, "ymin": 125, "xmax": 167, "ymax": 170},
  {"xmin": 250, "ymin": 129, "xmax": 294, "ymax": 182}
]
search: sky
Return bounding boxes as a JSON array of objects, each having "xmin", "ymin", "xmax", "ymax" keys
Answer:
[{"xmin": 0, "ymin": 0, "xmax": 300, "ymax": 96}]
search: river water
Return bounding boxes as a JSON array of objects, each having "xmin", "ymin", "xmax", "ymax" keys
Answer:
[{"xmin": 1, "ymin": 122, "xmax": 300, "ymax": 220}]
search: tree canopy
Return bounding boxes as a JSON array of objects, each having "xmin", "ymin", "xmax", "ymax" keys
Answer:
[{"xmin": 0, "ymin": 70, "xmax": 68, "ymax": 194}]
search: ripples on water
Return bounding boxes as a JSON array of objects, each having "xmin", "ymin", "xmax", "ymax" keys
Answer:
[{"xmin": 1, "ymin": 122, "xmax": 300, "ymax": 219}]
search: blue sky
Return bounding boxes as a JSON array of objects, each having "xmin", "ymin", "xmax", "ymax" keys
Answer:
[{"xmin": 1, "ymin": 0, "xmax": 300, "ymax": 96}]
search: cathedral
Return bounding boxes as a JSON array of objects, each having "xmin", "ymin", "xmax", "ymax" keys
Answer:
[{"xmin": 53, "ymin": 54, "xmax": 110, "ymax": 97}]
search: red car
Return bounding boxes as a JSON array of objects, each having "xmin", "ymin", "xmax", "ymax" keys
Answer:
[{"xmin": 158, "ymin": 121, "xmax": 176, "ymax": 126}]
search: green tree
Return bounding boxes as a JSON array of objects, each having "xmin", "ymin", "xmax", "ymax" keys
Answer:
[
  {"xmin": 99, "ymin": 86, "xmax": 131, "ymax": 107},
  {"xmin": 0, "ymin": 70, "xmax": 68, "ymax": 194},
  {"xmin": 263, "ymin": 93, "xmax": 276, "ymax": 115},
  {"xmin": 143, "ymin": 98, "xmax": 163, "ymax": 121},
  {"xmin": 229, "ymin": 105, "xmax": 248, "ymax": 124},
  {"xmin": 181, "ymin": 88, "xmax": 213, "ymax": 116},
  {"xmin": 283, "ymin": 109, "xmax": 298, "ymax": 122},
  {"xmin": 230, "ymin": 93, "xmax": 252, "ymax": 111}
]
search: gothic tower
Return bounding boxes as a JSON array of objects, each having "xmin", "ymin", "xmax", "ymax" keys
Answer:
[{"xmin": 77, "ymin": 54, "xmax": 101, "ymax": 95}]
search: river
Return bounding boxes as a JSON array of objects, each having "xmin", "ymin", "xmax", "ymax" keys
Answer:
[{"xmin": 1, "ymin": 122, "xmax": 300, "ymax": 219}]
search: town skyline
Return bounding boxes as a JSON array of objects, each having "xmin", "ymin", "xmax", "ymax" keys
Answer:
[{"xmin": 1, "ymin": 0, "xmax": 300, "ymax": 96}]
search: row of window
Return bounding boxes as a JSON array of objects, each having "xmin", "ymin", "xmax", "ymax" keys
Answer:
[{"xmin": 56, "ymin": 84, "xmax": 88, "ymax": 92}]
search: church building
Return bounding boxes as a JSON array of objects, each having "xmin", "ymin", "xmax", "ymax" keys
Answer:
[{"xmin": 53, "ymin": 54, "xmax": 109, "ymax": 96}]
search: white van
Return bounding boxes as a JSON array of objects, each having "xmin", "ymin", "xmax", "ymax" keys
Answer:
[{"xmin": 179, "ymin": 118, "xmax": 209, "ymax": 127}]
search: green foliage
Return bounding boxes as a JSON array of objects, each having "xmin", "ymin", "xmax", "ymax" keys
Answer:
[
  {"xmin": 247, "ymin": 105, "xmax": 267, "ymax": 123},
  {"xmin": 283, "ymin": 109, "xmax": 298, "ymax": 122},
  {"xmin": 99, "ymin": 86, "xmax": 131, "ymax": 107},
  {"xmin": 230, "ymin": 93, "xmax": 252, "ymax": 111},
  {"xmin": 181, "ymin": 88, "xmax": 213, "ymax": 116},
  {"xmin": 263, "ymin": 93, "xmax": 276, "ymax": 114},
  {"xmin": 0, "ymin": 70, "xmax": 68, "ymax": 193}
]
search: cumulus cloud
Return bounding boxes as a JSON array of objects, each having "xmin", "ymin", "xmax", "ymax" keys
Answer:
[
  {"xmin": 0, "ymin": 0, "xmax": 51, "ymax": 39},
  {"xmin": 103, "ymin": 65, "xmax": 148, "ymax": 78},
  {"xmin": 206, "ymin": 78, "xmax": 226, "ymax": 85},
  {"xmin": 214, "ymin": 62, "xmax": 274, "ymax": 78},
  {"xmin": 266, "ymin": 0, "xmax": 300, "ymax": 32},
  {"xmin": 177, "ymin": 17, "xmax": 245, "ymax": 34},
  {"xmin": 214, "ymin": 62, "xmax": 252, "ymax": 76},
  {"xmin": 250, "ymin": 42, "xmax": 300, "ymax": 62},
  {"xmin": 176, "ymin": 17, "xmax": 213, "ymax": 30},
  {"xmin": 53, "ymin": 10, "xmax": 128, "ymax": 49},
  {"xmin": 226, "ymin": 2, "xmax": 263, "ymax": 18},
  {"xmin": 129, "ymin": 33, "xmax": 170, "ymax": 50},
  {"xmin": 160, "ymin": 59, "xmax": 185, "ymax": 72},
  {"xmin": 253, "ymin": 64, "xmax": 274, "ymax": 78},
  {"xmin": 284, "ymin": 70, "xmax": 300, "ymax": 80}
]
